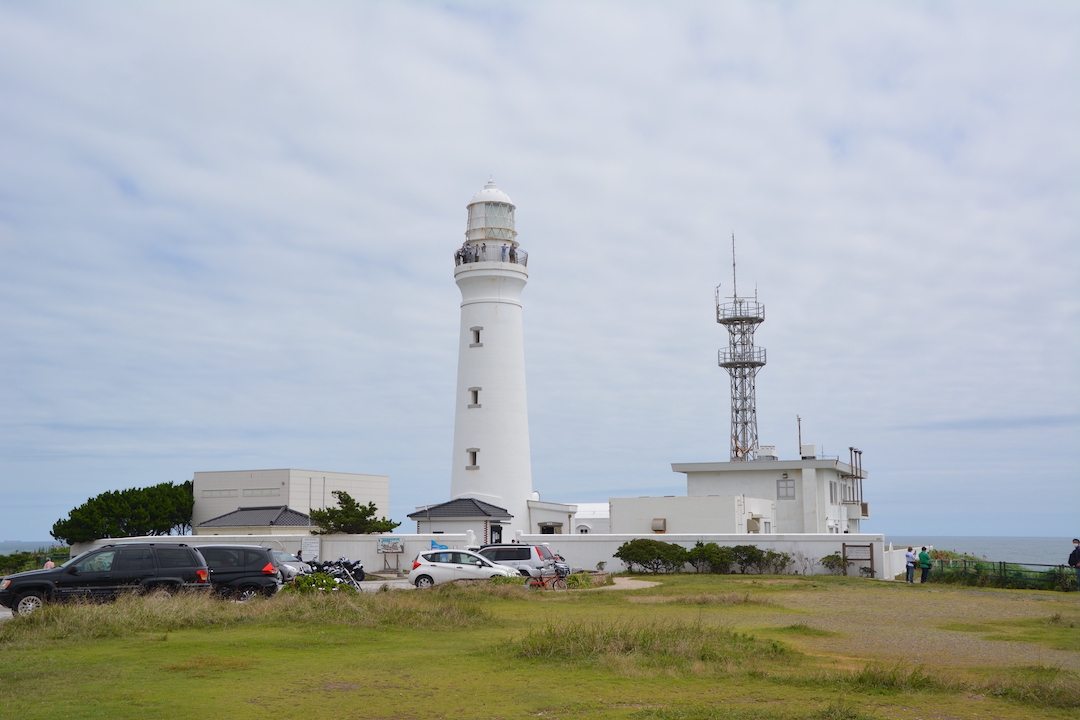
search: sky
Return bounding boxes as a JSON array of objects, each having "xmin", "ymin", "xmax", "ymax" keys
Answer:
[{"xmin": 1, "ymin": 1, "xmax": 1077, "ymax": 542}]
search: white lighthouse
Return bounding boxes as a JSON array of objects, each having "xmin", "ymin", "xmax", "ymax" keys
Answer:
[{"xmin": 448, "ymin": 180, "xmax": 533, "ymax": 537}]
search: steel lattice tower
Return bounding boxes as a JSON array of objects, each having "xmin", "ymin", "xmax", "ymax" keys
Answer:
[{"xmin": 717, "ymin": 236, "xmax": 766, "ymax": 461}]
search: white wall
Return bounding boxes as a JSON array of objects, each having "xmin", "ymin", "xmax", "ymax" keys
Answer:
[
  {"xmin": 73, "ymin": 532, "xmax": 889, "ymax": 579},
  {"xmin": 518, "ymin": 533, "xmax": 887, "ymax": 577},
  {"xmin": 610, "ymin": 496, "xmax": 777, "ymax": 535}
]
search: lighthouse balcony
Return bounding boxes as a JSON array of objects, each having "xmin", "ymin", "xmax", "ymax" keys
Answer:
[
  {"xmin": 454, "ymin": 246, "xmax": 528, "ymax": 267},
  {"xmin": 719, "ymin": 347, "xmax": 766, "ymax": 368}
]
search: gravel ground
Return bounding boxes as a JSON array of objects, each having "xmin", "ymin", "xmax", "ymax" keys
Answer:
[{"xmin": 758, "ymin": 582, "xmax": 1080, "ymax": 670}]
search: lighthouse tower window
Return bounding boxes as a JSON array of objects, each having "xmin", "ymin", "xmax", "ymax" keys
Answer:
[
  {"xmin": 466, "ymin": 448, "xmax": 479, "ymax": 470},
  {"xmin": 468, "ymin": 387, "xmax": 481, "ymax": 408},
  {"xmin": 470, "ymin": 326, "xmax": 483, "ymax": 347}
]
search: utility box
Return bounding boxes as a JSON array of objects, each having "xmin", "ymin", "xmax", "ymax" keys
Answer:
[{"xmin": 800, "ymin": 444, "xmax": 817, "ymax": 460}]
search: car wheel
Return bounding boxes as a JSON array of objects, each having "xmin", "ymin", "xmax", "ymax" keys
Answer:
[
  {"xmin": 14, "ymin": 590, "xmax": 45, "ymax": 615},
  {"xmin": 235, "ymin": 584, "xmax": 262, "ymax": 601},
  {"xmin": 414, "ymin": 575, "xmax": 435, "ymax": 589}
]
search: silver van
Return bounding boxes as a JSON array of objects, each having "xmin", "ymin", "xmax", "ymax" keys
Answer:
[{"xmin": 475, "ymin": 544, "xmax": 555, "ymax": 578}]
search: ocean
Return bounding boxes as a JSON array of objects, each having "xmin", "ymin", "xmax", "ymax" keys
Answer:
[{"xmin": 885, "ymin": 536, "xmax": 1073, "ymax": 566}]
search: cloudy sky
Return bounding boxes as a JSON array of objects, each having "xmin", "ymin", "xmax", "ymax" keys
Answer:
[{"xmin": 1, "ymin": 2, "xmax": 1077, "ymax": 542}]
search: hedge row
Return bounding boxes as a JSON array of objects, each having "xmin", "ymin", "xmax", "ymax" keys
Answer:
[{"xmin": 613, "ymin": 539, "xmax": 793, "ymax": 575}]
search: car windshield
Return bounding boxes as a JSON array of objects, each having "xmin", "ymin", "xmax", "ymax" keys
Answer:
[{"xmin": 272, "ymin": 551, "xmax": 298, "ymax": 562}]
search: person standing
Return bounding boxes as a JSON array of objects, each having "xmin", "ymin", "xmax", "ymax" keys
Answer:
[
  {"xmin": 1069, "ymin": 539, "xmax": 1080, "ymax": 587},
  {"xmin": 904, "ymin": 547, "xmax": 916, "ymax": 584},
  {"xmin": 918, "ymin": 547, "xmax": 932, "ymax": 584}
]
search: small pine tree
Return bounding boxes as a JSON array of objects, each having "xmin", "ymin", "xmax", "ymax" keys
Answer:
[{"xmin": 308, "ymin": 491, "xmax": 400, "ymax": 535}]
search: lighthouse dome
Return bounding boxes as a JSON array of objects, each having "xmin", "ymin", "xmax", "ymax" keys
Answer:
[
  {"xmin": 468, "ymin": 179, "xmax": 514, "ymax": 207},
  {"xmin": 465, "ymin": 179, "xmax": 517, "ymax": 244}
]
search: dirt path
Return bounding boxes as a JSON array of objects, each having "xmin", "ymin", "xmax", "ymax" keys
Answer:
[
  {"xmin": 764, "ymin": 584, "xmax": 1080, "ymax": 670},
  {"xmin": 586, "ymin": 577, "xmax": 661, "ymax": 591}
]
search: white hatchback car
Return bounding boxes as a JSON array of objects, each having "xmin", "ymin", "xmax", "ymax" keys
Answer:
[{"xmin": 409, "ymin": 549, "xmax": 517, "ymax": 588}]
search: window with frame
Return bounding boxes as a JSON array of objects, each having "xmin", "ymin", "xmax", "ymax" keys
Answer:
[
  {"xmin": 829, "ymin": 481, "xmax": 838, "ymax": 505},
  {"xmin": 777, "ymin": 479, "xmax": 796, "ymax": 499}
]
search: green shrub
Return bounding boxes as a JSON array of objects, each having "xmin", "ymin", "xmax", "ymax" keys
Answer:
[
  {"xmin": 281, "ymin": 572, "xmax": 357, "ymax": 594},
  {"xmin": 488, "ymin": 574, "xmax": 527, "ymax": 586},
  {"xmin": 564, "ymin": 573, "xmax": 593, "ymax": 589},
  {"xmin": 687, "ymin": 542, "xmax": 735, "ymax": 574},
  {"xmin": 763, "ymin": 550, "xmax": 793, "ymax": 574},
  {"xmin": 731, "ymin": 545, "xmax": 766, "ymax": 574},
  {"xmin": 614, "ymin": 538, "xmax": 689, "ymax": 574},
  {"xmin": 820, "ymin": 553, "xmax": 849, "ymax": 575}
]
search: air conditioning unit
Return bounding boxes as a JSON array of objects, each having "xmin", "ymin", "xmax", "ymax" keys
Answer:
[
  {"xmin": 758, "ymin": 445, "xmax": 778, "ymax": 460},
  {"xmin": 800, "ymin": 444, "xmax": 817, "ymax": 459},
  {"xmin": 651, "ymin": 518, "xmax": 667, "ymax": 533}
]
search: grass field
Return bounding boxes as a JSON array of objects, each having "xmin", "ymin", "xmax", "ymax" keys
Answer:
[{"xmin": 1, "ymin": 574, "xmax": 1078, "ymax": 719}]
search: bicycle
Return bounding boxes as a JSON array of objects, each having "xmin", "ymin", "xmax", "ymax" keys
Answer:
[{"xmin": 527, "ymin": 571, "xmax": 567, "ymax": 591}]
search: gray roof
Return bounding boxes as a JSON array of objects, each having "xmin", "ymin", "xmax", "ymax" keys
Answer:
[
  {"xmin": 407, "ymin": 498, "xmax": 512, "ymax": 520},
  {"xmin": 198, "ymin": 506, "xmax": 311, "ymax": 528}
]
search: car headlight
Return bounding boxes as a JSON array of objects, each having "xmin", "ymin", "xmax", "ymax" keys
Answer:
[{"xmin": 0, "ymin": 579, "xmax": 10, "ymax": 591}]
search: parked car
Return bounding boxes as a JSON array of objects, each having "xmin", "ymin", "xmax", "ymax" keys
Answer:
[
  {"xmin": 408, "ymin": 549, "xmax": 518, "ymax": 588},
  {"xmin": 270, "ymin": 550, "xmax": 310, "ymax": 582},
  {"xmin": 0, "ymin": 543, "xmax": 211, "ymax": 615},
  {"xmin": 475, "ymin": 543, "xmax": 556, "ymax": 578},
  {"xmin": 197, "ymin": 545, "xmax": 284, "ymax": 600}
]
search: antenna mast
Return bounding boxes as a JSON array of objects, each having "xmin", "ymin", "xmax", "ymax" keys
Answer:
[{"xmin": 716, "ymin": 235, "xmax": 766, "ymax": 461}]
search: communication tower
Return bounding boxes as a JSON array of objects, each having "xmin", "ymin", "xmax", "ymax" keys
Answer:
[{"xmin": 716, "ymin": 235, "xmax": 766, "ymax": 461}]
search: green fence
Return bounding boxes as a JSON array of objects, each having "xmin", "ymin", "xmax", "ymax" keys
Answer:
[{"xmin": 929, "ymin": 559, "xmax": 1077, "ymax": 592}]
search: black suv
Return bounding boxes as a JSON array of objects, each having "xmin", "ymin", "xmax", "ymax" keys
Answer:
[
  {"xmin": 0, "ymin": 543, "xmax": 211, "ymax": 615},
  {"xmin": 197, "ymin": 545, "xmax": 284, "ymax": 600}
]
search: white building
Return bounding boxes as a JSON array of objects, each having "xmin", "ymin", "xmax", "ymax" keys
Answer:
[
  {"xmin": 191, "ymin": 468, "xmax": 389, "ymax": 530},
  {"xmin": 672, "ymin": 450, "xmax": 869, "ymax": 534},
  {"xmin": 609, "ymin": 495, "xmax": 776, "ymax": 535}
]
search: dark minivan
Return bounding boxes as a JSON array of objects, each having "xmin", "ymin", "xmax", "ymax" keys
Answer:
[
  {"xmin": 197, "ymin": 545, "xmax": 284, "ymax": 600},
  {"xmin": 0, "ymin": 543, "xmax": 211, "ymax": 615}
]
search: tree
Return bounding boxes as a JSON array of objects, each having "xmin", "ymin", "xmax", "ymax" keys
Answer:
[
  {"xmin": 308, "ymin": 490, "xmax": 400, "ymax": 535},
  {"xmin": 614, "ymin": 538, "xmax": 689, "ymax": 574},
  {"xmin": 687, "ymin": 541, "xmax": 735, "ymax": 574},
  {"xmin": 730, "ymin": 545, "xmax": 766, "ymax": 574},
  {"xmin": 51, "ymin": 481, "xmax": 193, "ymax": 544}
]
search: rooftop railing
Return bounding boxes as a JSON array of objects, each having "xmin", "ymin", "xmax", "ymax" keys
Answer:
[{"xmin": 454, "ymin": 245, "xmax": 528, "ymax": 267}]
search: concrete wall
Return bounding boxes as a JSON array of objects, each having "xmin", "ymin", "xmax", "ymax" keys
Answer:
[
  {"xmin": 73, "ymin": 532, "xmax": 889, "ymax": 579},
  {"xmin": 73, "ymin": 533, "xmax": 472, "ymax": 574},
  {"xmin": 528, "ymin": 500, "xmax": 577, "ymax": 534},
  {"xmin": 515, "ymin": 532, "xmax": 887, "ymax": 577},
  {"xmin": 192, "ymin": 469, "xmax": 389, "ymax": 528},
  {"xmin": 609, "ymin": 496, "xmax": 776, "ymax": 535}
]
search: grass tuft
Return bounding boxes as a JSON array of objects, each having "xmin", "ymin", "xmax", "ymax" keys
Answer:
[
  {"xmin": 982, "ymin": 664, "xmax": 1080, "ymax": 710},
  {"xmin": 774, "ymin": 623, "xmax": 838, "ymax": 637},
  {"xmin": 0, "ymin": 588, "xmax": 490, "ymax": 645},
  {"xmin": 511, "ymin": 619, "xmax": 793, "ymax": 670}
]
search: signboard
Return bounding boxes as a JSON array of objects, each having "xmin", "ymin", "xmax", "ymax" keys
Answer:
[
  {"xmin": 300, "ymin": 537, "xmax": 321, "ymax": 561},
  {"xmin": 377, "ymin": 537, "xmax": 404, "ymax": 554},
  {"xmin": 842, "ymin": 544, "xmax": 872, "ymax": 561}
]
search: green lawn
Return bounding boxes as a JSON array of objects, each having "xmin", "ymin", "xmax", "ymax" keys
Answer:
[{"xmin": 1, "ymin": 575, "xmax": 1078, "ymax": 719}]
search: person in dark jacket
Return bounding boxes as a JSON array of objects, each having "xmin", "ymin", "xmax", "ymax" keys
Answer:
[
  {"xmin": 918, "ymin": 547, "xmax": 932, "ymax": 584},
  {"xmin": 1069, "ymin": 539, "xmax": 1080, "ymax": 587}
]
